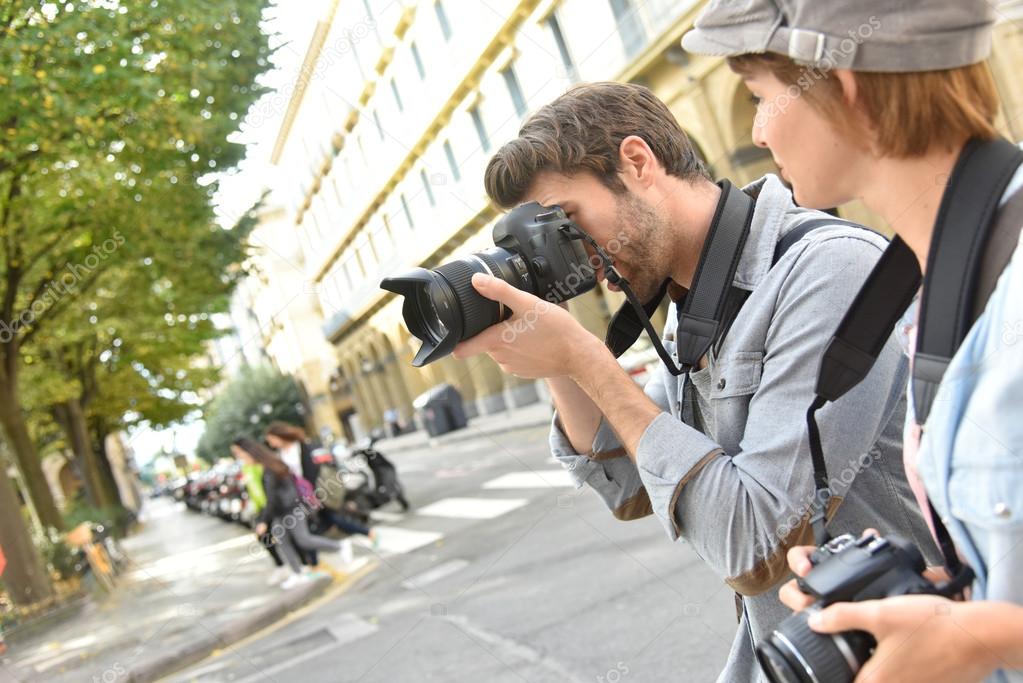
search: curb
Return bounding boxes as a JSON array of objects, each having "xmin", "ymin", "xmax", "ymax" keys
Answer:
[
  {"xmin": 125, "ymin": 562, "xmax": 373, "ymax": 683},
  {"xmin": 4, "ymin": 594, "xmax": 90, "ymax": 645}
]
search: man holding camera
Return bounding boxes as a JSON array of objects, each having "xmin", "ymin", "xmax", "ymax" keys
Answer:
[{"xmin": 451, "ymin": 82, "xmax": 936, "ymax": 682}]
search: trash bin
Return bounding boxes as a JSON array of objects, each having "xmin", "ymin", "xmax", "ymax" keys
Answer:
[{"xmin": 413, "ymin": 383, "xmax": 468, "ymax": 437}]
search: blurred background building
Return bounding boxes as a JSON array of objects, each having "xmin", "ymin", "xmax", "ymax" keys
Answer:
[{"xmin": 237, "ymin": 0, "xmax": 1023, "ymax": 440}]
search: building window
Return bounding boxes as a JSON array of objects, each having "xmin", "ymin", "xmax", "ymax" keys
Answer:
[
  {"xmin": 372, "ymin": 109, "xmax": 384, "ymax": 140},
  {"xmin": 420, "ymin": 168, "xmax": 436, "ymax": 206},
  {"xmin": 609, "ymin": 0, "xmax": 646, "ymax": 58},
  {"xmin": 410, "ymin": 41, "xmax": 426, "ymax": 80},
  {"xmin": 390, "ymin": 77, "xmax": 403, "ymax": 112},
  {"xmin": 469, "ymin": 105, "xmax": 490, "ymax": 153},
  {"xmin": 434, "ymin": 0, "xmax": 452, "ymax": 41},
  {"xmin": 501, "ymin": 64, "xmax": 527, "ymax": 117},
  {"xmin": 443, "ymin": 140, "xmax": 461, "ymax": 182},
  {"xmin": 546, "ymin": 13, "xmax": 576, "ymax": 80},
  {"xmin": 400, "ymin": 192, "xmax": 414, "ymax": 229}
]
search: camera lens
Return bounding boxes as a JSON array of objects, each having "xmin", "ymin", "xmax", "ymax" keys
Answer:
[
  {"xmin": 415, "ymin": 280, "xmax": 450, "ymax": 343},
  {"xmin": 380, "ymin": 247, "xmax": 528, "ymax": 366},
  {"xmin": 756, "ymin": 608, "xmax": 874, "ymax": 683}
]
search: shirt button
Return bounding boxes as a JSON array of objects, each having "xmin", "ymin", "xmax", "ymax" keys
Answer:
[
  {"xmin": 994, "ymin": 502, "xmax": 1011, "ymax": 519},
  {"xmin": 717, "ymin": 378, "xmax": 727, "ymax": 390}
]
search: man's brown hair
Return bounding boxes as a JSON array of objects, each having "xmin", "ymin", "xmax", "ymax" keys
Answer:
[
  {"xmin": 484, "ymin": 82, "xmax": 709, "ymax": 208},
  {"xmin": 728, "ymin": 54, "xmax": 999, "ymax": 157}
]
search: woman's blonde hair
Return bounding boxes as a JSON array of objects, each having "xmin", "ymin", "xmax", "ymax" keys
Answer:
[{"xmin": 729, "ymin": 53, "xmax": 1000, "ymax": 157}]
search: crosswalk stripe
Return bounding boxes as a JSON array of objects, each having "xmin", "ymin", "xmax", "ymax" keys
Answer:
[
  {"xmin": 481, "ymin": 470, "xmax": 574, "ymax": 490},
  {"xmin": 416, "ymin": 497, "xmax": 528, "ymax": 519},
  {"xmin": 363, "ymin": 526, "xmax": 443, "ymax": 556}
]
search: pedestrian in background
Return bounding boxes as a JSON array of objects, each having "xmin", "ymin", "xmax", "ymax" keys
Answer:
[
  {"xmin": 265, "ymin": 422, "xmax": 378, "ymax": 548},
  {"xmin": 232, "ymin": 437, "xmax": 353, "ymax": 589}
]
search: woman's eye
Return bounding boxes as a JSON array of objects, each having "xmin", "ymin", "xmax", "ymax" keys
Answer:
[{"xmin": 749, "ymin": 94, "xmax": 763, "ymax": 106}]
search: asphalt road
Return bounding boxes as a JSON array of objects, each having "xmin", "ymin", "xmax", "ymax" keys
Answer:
[{"xmin": 164, "ymin": 422, "xmax": 739, "ymax": 683}]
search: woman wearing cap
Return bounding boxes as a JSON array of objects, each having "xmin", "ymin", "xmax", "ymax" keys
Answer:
[{"xmin": 682, "ymin": 1, "xmax": 1023, "ymax": 681}]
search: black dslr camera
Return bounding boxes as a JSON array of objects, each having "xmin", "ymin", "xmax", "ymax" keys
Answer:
[
  {"xmin": 756, "ymin": 533, "xmax": 941, "ymax": 683},
  {"xmin": 380, "ymin": 202, "xmax": 598, "ymax": 366}
]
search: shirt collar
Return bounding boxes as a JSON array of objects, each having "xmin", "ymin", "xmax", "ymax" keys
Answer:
[{"xmin": 732, "ymin": 174, "xmax": 792, "ymax": 291}]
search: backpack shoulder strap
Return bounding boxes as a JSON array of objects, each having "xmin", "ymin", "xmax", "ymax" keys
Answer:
[
  {"xmin": 973, "ymin": 184, "xmax": 1023, "ymax": 318},
  {"xmin": 913, "ymin": 138, "xmax": 1023, "ymax": 423},
  {"xmin": 711, "ymin": 216, "xmax": 875, "ymax": 357},
  {"xmin": 771, "ymin": 216, "xmax": 873, "ymax": 267}
]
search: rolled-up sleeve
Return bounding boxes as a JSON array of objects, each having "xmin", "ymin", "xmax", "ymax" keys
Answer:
[
  {"xmin": 549, "ymin": 362, "xmax": 676, "ymax": 521},
  {"xmin": 634, "ymin": 235, "xmax": 906, "ymax": 595}
]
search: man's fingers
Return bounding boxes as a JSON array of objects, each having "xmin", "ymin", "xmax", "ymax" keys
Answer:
[
  {"xmin": 471, "ymin": 273, "xmax": 538, "ymax": 311},
  {"xmin": 452, "ymin": 324, "xmax": 504, "ymax": 359},
  {"xmin": 808, "ymin": 601, "xmax": 878, "ymax": 634}
]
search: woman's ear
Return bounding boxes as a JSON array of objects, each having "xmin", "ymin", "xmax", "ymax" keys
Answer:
[
  {"xmin": 834, "ymin": 68, "xmax": 858, "ymax": 107},
  {"xmin": 618, "ymin": 135, "xmax": 658, "ymax": 189},
  {"xmin": 833, "ymin": 69, "xmax": 879, "ymax": 152}
]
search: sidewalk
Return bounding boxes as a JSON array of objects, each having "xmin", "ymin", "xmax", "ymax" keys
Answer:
[
  {"xmin": 376, "ymin": 399, "xmax": 554, "ymax": 454},
  {"xmin": 2, "ymin": 499, "xmax": 364, "ymax": 683}
]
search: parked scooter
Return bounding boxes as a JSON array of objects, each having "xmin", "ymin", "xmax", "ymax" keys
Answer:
[{"xmin": 318, "ymin": 435, "xmax": 410, "ymax": 524}]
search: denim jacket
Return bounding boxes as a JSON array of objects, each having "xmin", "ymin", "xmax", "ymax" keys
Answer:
[
  {"xmin": 551, "ymin": 175, "xmax": 938, "ymax": 683},
  {"xmin": 916, "ymin": 162, "xmax": 1023, "ymax": 683}
]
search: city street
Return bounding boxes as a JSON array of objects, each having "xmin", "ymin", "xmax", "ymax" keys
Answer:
[{"xmin": 160, "ymin": 419, "xmax": 737, "ymax": 683}]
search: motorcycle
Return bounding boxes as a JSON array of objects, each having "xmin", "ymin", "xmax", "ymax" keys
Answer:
[{"xmin": 315, "ymin": 436, "xmax": 410, "ymax": 525}]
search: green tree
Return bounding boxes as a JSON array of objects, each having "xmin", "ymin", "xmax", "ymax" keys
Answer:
[
  {"xmin": 0, "ymin": 0, "xmax": 270, "ymax": 605},
  {"xmin": 197, "ymin": 364, "xmax": 305, "ymax": 462}
]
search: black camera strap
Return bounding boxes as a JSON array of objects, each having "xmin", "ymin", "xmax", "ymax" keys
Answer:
[
  {"xmin": 804, "ymin": 137, "xmax": 1023, "ymax": 586},
  {"xmin": 599, "ymin": 179, "xmax": 755, "ymax": 375}
]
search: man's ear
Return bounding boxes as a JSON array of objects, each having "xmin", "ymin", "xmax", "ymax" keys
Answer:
[{"xmin": 618, "ymin": 135, "xmax": 658, "ymax": 190}]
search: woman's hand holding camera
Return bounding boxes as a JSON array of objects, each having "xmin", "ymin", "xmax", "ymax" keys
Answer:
[{"xmin": 777, "ymin": 532, "xmax": 1019, "ymax": 683}]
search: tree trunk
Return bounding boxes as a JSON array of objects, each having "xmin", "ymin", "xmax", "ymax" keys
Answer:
[
  {"xmin": 88, "ymin": 415, "xmax": 124, "ymax": 510},
  {"xmin": 52, "ymin": 402, "xmax": 100, "ymax": 507},
  {"xmin": 0, "ymin": 451, "xmax": 55, "ymax": 605},
  {"xmin": 65, "ymin": 397, "xmax": 116, "ymax": 509},
  {"xmin": 0, "ymin": 385, "xmax": 64, "ymax": 530}
]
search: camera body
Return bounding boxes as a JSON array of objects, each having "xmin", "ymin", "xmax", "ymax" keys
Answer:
[
  {"xmin": 756, "ymin": 533, "xmax": 938, "ymax": 683},
  {"xmin": 491, "ymin": 202, "xmax": 597, "ymax": 305},
  {"xmin": 380, "ymin": 202, "xmax": 597, "ymax": 366}
]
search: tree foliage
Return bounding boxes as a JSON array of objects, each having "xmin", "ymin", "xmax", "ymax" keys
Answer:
[
  {"xmin": 196, "ymin": 364, "xmax": 304, "ymax": 462},
  {"xmin": 0, "ymin": 0, "xmax": 272, "ymax": 603}
]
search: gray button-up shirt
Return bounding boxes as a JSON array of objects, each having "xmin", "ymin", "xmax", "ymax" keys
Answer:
[{"xmin": 551, "ymin": 175, "xmax": 938, "ymax": 683}]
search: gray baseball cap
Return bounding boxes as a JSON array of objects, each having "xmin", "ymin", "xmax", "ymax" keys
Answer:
[{"xmin": 681, "ymin": 0, "xmax": 996, "ymax": 72}]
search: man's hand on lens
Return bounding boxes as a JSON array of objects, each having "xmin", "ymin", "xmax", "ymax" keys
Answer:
[{"xmin": 452, "ymin": 273, "xmax": 605, "ymax": 380}]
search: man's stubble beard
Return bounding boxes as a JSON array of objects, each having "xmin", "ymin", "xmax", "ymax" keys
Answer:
[{"xmin": 613, "ymin": 192, "xmax": 673, "ymax": 304}]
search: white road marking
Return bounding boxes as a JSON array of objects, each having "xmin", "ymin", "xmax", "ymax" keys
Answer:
[
  {"xmin": 416, "ymin": 497, "xmax": 528, "ymax": 519},
  {"xmin": 366, "ymin": 526, "xmax": 443, "ymax": 555},
  {"xmin": 400, "ymin": 558, "xmax": 470, "ymax": 590},
  {"xmin": 368, "ymin": 510, "xmax": 405, "ymax": 523},
  {"xmin": 481, "ymin": 470, "xmax": 574, "ymax": 490}
]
